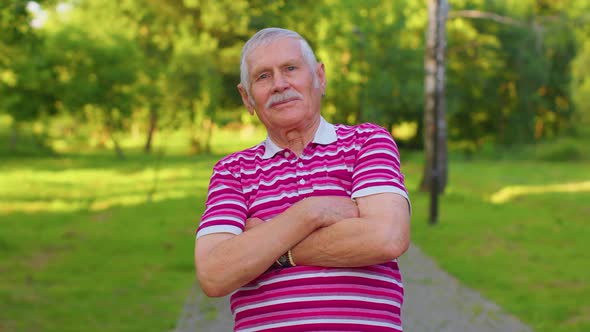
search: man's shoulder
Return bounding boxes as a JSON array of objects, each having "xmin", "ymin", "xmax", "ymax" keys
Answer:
[
  {"xmin": 214, "ymin": 143, "xmax": 265, "ymax": 168},
  {"xmin": 334, "ymin": 122, "xmax": 391, "ymax": 139}
]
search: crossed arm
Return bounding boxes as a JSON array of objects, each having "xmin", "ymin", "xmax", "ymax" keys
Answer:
[{"xmin": 194, "ymin": 193, "xmax": 410, "ymax": 297}]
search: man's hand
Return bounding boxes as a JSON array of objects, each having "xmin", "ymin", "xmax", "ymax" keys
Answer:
[
  {"xmin": 244, "ymin": 196, "xmax": 358, "ymax": 232},
  {"xmin": 244, "ymin": 217, "xmax": 265, "ymax": 231},
  {"xmin": 299, "ymin": 196, "xmax": 359, "ymax": 227},
  {"xmin": 291, "ymin": 193, "xmax": 410, "ymax": 267},
  {"xmin": 195, "ymin": 195, "xmax": 362, "ymax": 297},
  {"xmin": 196, "ymin": 196, "xmax": 332, "ymax": 297}
]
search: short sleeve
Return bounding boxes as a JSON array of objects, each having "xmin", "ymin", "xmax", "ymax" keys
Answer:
[
  {"xmin": 350, "ymin": 124, "xmax": 410, "ymax": 206},
  {"xmin": 196, "ymin": 162, "xmax": 248, "ymax": 238}
]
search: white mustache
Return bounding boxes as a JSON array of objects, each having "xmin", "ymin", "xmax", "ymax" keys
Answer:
[{"xmin": 265, "ymin": 90, "xmax": 303, "ymax": 109}]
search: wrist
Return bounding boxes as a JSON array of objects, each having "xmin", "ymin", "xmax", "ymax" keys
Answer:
[
  {"xmin": 303, "ymin": 199, "xmax": 326, "ymax": 228},
  {"xmin": 276, "ymin": 249, "xmax": 296, "ymax": 268},
  {"xmin": 287, "ymin": 249, "xmax": 296, "ymax": 266}
]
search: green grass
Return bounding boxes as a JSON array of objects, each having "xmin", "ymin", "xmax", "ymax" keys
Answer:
[
  {"xmin": 403, "ymin": 157, "xmax": 590, "ymax": 332},
  {"xmin": 0, "ymin": 154, "xmax": 214, "ymax": 332},
  {"xmin": 0, "ymin": 127, "xmax": 589, "ymax": 331}
]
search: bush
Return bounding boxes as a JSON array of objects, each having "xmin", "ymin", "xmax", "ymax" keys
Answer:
[{"xmin": 532, "ymin": 137, "xmax": 587, "ymax": 162}]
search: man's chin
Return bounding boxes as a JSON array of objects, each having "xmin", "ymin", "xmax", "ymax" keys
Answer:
[{"xmin": 268, "ymin": 109, "xmax": 306, "ymax": 124}]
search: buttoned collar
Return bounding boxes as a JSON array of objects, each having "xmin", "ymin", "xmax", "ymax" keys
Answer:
[{"xmin": 262, "ymin": 116, "xmax": 337, "ymax": 159}]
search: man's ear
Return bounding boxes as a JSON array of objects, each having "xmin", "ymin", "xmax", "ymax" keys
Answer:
[
  {"xmin": 316, "ymin": 63, "xmax": 327, "ymax": 94},
  {"xmin": 237, "ymin": 84, "xmax": 255, "ymax": 115}
]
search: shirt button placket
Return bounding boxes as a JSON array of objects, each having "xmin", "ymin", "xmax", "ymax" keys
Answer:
[{"xmin": 295, "ymin": 157, "xmax": 307, "ymax": 193}]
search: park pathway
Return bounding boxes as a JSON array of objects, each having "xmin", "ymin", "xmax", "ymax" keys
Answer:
[{"xmin": 174, "ymin": 244, "xmax": 533, "ymax": 332}]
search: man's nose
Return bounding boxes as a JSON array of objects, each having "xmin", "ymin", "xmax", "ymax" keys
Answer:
[{"xmin": 272, "ymin": 72, "xmax": 289, "ymax": 92}]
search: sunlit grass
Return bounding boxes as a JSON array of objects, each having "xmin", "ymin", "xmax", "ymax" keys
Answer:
[
  {"xmin": 0, "ymin": 166, "xmax": 211, "ymax": 213},
  {"xmin": 47, "ymin": 122, "xmax": 267, "ymax": 156},
  {"xmin": 0, "ymin": 123, "xmax": 266, "ymax": 215},
  {"xmin": 490, "ymin": 180, "xmax": 590, "ymax": 203},
  {"xmin": 404, "ymin": 157, "xmax": 590, "ymax": 332},
  {"xmin": 0, "ymin": 160, "xmax": 207, "ymax": 331}
]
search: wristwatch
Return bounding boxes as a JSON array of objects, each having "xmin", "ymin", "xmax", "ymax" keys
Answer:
[{"xmin": 276, "ymin": 252, "xmax": 291, "ymax": 267}]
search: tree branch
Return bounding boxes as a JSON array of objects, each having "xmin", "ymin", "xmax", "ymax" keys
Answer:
[{"xmin": 449, "ymin": 10, "xmax": 527, "ymax": 27}]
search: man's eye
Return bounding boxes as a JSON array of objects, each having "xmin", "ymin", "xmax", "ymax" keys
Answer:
[
  {"xmin": 287, "ymin": 66, "xmax": 296, "ymax": 71},
  {"xmin": 257, "ymin": 73, "xmax": 268, "ymax": 80}
]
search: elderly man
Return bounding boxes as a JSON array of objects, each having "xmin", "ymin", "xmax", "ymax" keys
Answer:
[{"xmin": 195, "ymin": 27, "xmax": 411, "ymax": 331}]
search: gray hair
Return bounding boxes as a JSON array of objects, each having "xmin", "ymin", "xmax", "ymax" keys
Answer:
[{"xmin": 240, "ymin": 28, "xmax": 319, "ymax": 103}]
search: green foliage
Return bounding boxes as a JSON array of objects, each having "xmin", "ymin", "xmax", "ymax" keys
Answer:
[
  {"xmin": 45, "ymin": 25, "xmax": 140, "ymax": 125},
  {"xmin": 316, "ymin": 0, "xmax": 425, "ymax": 133},
  {"xmin": 445, "ymin": 0, "xmax": 578, "ymax": 147},
  {"xmin": 0, "ymin": 1, "xmax": 55, "ymax": 123},
  {"xmin": 450, "ymin": 132, "xmax": 590, "ymax": 163},
  {"xmin": 530, "ymin": 137, "xmax": 589, "ymax": 162},
  {"xmin": 1, "ymin": 0, "xmax": 589, "ymax": 154},
  {"xmin": 0, "ymin": 1, "xmax": 35, "ymax": 60},
  {"xmin": 0, "ymin": 115, "xmax": 54, "ymax": 156},
  {"xmin": 571, "ymin": 39, "xmax": 590, "ymax": 125}
]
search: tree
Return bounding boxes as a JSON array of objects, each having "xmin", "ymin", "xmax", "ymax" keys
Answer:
[
  {"xmin": 442, "ymin": 1, "xmax": 578, "ymax": 147},
  {"xmin": 0, "ymin": 0, "xmax": 56, "ymax": 150},
  {"xmin": 4, "ymin": 0, "xmax": 585, "ymax": 159},
  {"xmin": 44, "ymin": 17, "xmax": 141, "ymax": 158},
  {"xmin": 421, "ymin": 0, "xmax": 448, "ymax": 201},
  {"xmin": 310, "ymin": 0, "xmax": 425, "ymax": 136},
  {"xmin": 568, "ymin": 1, "xmax": 590, "ymax": 131},
  {"xmin": 132, "ymin": 0, "xmax": 250, "ymax": 153}
]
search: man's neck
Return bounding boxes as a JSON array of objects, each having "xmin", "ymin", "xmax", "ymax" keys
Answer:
[{"xmin": 268, "ymin": 116, "xmax": 321, "ymax": 156}]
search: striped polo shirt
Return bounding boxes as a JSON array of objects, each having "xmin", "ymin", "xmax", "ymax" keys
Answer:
[{"xmin": 197, "ymin": 117, "xmax": 409, "ymax": 331}]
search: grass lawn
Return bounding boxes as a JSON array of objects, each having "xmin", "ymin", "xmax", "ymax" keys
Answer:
[
  {"xmin": 0, "ymin": 130, "xmax": 588, "ymax": 331},
  {"xmin": 402, "ymin": 155, "xmax": 590, "ymax": 332},
  {"xmin": 0, "ymin": 153, "xmax": 215, "ymax": 332}
]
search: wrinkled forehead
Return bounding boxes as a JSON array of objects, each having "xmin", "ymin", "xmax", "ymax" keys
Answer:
[
  {"xmin": 246, "ymin": 37, "xmax": 304, "ymax": 61},
  {"xmin": 245, "ymin": 37, "xmax": 305, "ymax": 71}
]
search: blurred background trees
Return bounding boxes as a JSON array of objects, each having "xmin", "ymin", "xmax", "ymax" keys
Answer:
[{"xmin": 1, "ymin": 0, "xmax": 589, "ymax": 158}]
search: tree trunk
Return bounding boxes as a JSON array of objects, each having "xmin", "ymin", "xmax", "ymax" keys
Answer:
[
  {"xmin": 435, "ymin": 0, "xmax": 449, "ymax": 193},
  {"xmin": 112, "ymin": 135, "xmax": 125, "ymax": 160},
  {"xmin": 9, "ymin": 123, "xmax": 18, "ymax": 151},
  {"xmin": 420, "ymin": 0, "xmax": 448, "ymax": 194},
  {"xmin": 106, "ymin": 126, "xmax": 125, "ymax": 160},
  {"xmin": 188, "ymin": 106, "xmax": 201, "ymax": 155},
  {"xmin": 204, "ymin": 118, "xmax": 213, "ymax": 154},
  {"xmin": 203, "ymin": 102, "xmax": 217, "ymax": 153},
  {"xmin": 420, "ymin": 0, "xmax": 436, "ymax": 192},
  {"xmin": 144, "ymin": 107, "xmax": 158, "ymax": 153}
]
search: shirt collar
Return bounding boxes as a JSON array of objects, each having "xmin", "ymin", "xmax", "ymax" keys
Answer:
[{"xmin": 262, "ymin": 116, "xmax": 337, "ymax": 159}]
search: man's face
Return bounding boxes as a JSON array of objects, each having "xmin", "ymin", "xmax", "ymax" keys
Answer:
[{"xmin": 238, "ymin": 38, "xmax": 325, "ymax": 132}]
